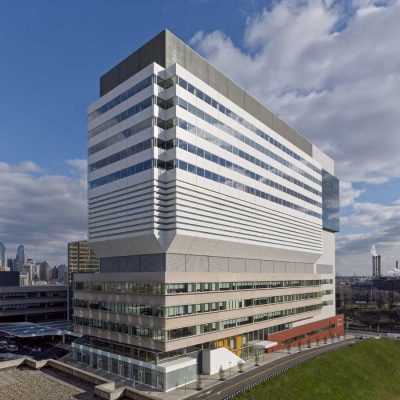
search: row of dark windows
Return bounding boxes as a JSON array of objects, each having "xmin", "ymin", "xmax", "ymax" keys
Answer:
[
  {"xmin": 89, "ymin": 139, "xmax": 152, "ymax": 172},
  {"xmin": 74, "ymin": 279, "xmax": 332, "ymax": 294},
  {"xmin": 89, "ymin": 118, "xmax": 153, "ymax": 155},
  {"xmin": 88, "ymin": 155, "xmax": 320, "ymax": 218},
  {"xmin": 177, "ymin": 138, "xmax": 321, "ymax": 208},
  {"xmin": 73, "ymin": 291, "xmax": 321, "ymax": 318},
  {"xmin": 0, "ymin": 291, "xmax": 66, "ymax": 299},
  {"xmin": 177, "ymin": 97, "xmax": 321, "ymax": 185},
  {"xmin": 73, "ymin": 304, "xmax": 322, "ymax": 341},
  {"xmin": 177, "ymin": 76, "xmax": 321, "ymax": 174},
  {"xmin": 89, "ymin": 75, "xmax": 154, "ymax": 120},
  {"xmin": 89, "ymin": 96, "xmax": 153, "ymax": 137},
  {"xmin": 88, "ymin": 91, "xmax": 321, "ymax": 192},
  {"xmin": 177, "ymin": 159, "xmax": 321, "ymax": 218},
  {"xmin": 177, "ymin": 118, "xmax": 321, "ymax": 196},
  {"xmin": 89, "ymin": 72, "xmax": 319, "ymax": 179},
  {"xmin": 1, "ymin": 301, "xmax": 66, "ymax": 311},
  {"xmin": 89, "ymin": 159, "xmax": 152, "ymax": 189},
  {"xmin": 88, "ymin": 132, "xmax": 320, "ymax": 208}
]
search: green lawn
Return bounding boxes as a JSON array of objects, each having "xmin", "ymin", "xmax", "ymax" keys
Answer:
[{"xmin": 236, "ymin": 339, "xmax": 400, "ymax": 400}]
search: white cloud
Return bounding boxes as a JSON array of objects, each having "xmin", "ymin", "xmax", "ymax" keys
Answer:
[
  {"xmin": 0, "ymin": 160, "xmax": 87, "ymax": 265},
  {"xmin": 337, "ymin": 199, "xmax": 400, "ymax": 274},
  {"xmin": 342, "ymin": 201, "xmax": 400, "ymax": 227},
  {"xmin": 66, "ymin": 159, "xmax": 87, "ymax": 178},
  {"xmin": 337, "ymin": 228, "xmax": 400, "ymax": 275},
  {"xmin": 190, "ymin": 0, "xmax": 400, "ymax": 184},
  {"xmin": 190, "ymin": 0, "xmax": 400, "ymax": 275},
  {"xmin": 340, "ymin": 181, "xmax": 364, "ymax": 207}
]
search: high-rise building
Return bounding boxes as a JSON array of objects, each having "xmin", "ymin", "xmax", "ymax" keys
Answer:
[
  {"xmin": 50, "ymin": 266, "xmax": 59, "ymax": 281},
  {"xmin": 72, "ymin": 30, "xmax": 342, "ymax": 391},
  {"xmin": 39, "ymin": 261, "xmax": 49, "ymax": 282},
  {"xmin": 19, "ymin": 273, "xmax": 29, "ymax": 286},
  {"xmin": 7, "ymin": 258, "xmax": 15, "ymax": 271},
  {"xmin": 15, "ymin": 245, "xmax": 25, "ymax": 272},
  {"xmin": 57, "ymin": 264, "xmax": 68, "ymax": 284},
  {"xmin": 24, "ymin": 259, "xmax": 36, "ymax": 284},
  {"xmin": 67, "ymin": 241, "xmax": 99, "ymax": 284},
  {"xmin": 0, "ymin": 242, "xmax": 5, "ymax": 268}
]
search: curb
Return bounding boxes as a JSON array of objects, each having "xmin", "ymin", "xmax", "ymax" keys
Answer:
[{"xmin": 221, "ymin": 340, "xmax": 354, "ymax": 400}]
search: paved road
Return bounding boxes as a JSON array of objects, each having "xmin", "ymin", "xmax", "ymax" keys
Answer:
[
  {"xmin": 188, "ymin": 338, "xmax": 358, "ymax": 400},
  {"xmin": 347, "ymin": 329, "xmax": 380, "ymax": 337}
]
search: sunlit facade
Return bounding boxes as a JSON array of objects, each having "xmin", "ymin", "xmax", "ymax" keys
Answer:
[{"xmin": 72, "ymin": 30, "xmax": 341, "ymax": 391}]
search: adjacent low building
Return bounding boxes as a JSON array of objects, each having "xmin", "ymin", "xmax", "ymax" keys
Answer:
[
  {"xmin": 0, "ymin": 285, "xmax": 68, "ymax": 322},
  {"xmin": 67, "ymin": 241, "xmax": 99, "ymax": 284}
]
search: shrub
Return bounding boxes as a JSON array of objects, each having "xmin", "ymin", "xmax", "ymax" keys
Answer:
[{"xmin": 219, "ymin": 365, "xmax": 225, "ymax": 381}]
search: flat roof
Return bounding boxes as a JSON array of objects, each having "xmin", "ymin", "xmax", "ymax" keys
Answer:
[
  {"xmin": 0, "ymin": 284, "xmax": 67, "ymax": 293},
  {"xmin": 0, "ymin": 320, "xmax": 71, "ymax": 338},
  {"xmin": 251, "ymin": 340, "xmax": 278, "ymax": 349},
  {"xmin": 0, "ymin": 366, "xmax": 95, "ymax": 399}
]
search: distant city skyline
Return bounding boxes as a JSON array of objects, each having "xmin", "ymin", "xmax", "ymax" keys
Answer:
[
  {"xmin": 0, "ymin": 240, "xmax": 73, "ymax": 267},
  {"xmin": 1, "ymin": 1, "xmax": 400, "ymax": 274}
]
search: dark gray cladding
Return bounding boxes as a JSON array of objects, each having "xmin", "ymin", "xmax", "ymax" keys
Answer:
[
  {"xmin": 100, "ymin": 254, "xmax": 166, "ymax": 273},
  {"xmin": 100, "ymin": 29, "xmax": 313, "ymax": 157},
  {"xmin": 100, "ymin": 31, "xmax": 166, "ymax": 97},
  {"xmin": 99, "ymin": 254, "xmax": 314, "ymax": 274}
]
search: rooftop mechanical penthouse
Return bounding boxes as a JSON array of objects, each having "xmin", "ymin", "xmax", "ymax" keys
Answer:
[{"xmin": 72, "ymin": 29, "xmax": 342, "ymax": 392}]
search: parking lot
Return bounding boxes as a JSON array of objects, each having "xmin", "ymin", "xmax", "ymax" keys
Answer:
[
  {"xmin": 0, "ymin": 320, "xmax": 74, "ymax": 361},
  {"xmin": 0, "ymin": 334, "xmax": 68, "ymax": 362}
]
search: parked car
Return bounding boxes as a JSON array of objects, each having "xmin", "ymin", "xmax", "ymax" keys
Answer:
[{"xmin": 5, "ymin": 344, "xmax": 18, "ymax": 352}]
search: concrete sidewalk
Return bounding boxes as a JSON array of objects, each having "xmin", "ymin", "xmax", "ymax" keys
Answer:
[{"xmin": 133, "ymin": 336, "xmax": 351, "ymax": 400}]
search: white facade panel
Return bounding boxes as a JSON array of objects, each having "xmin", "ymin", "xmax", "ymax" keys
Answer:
[{"xmin": 82, "ymin": 46, "xmax": 338, "ymax": 371}]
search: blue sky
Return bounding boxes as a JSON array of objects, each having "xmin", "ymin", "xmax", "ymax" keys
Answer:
[
  {"xmin": 1, "ymin": 0, "xmax": 400, "ymax": 274},
  {"xmin": 0, "ymin": 0, "xmax": 257, "ymax": 173}
]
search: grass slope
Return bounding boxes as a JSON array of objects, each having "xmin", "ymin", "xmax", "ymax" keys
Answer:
[{"xmin": 236, "ymin": 339, "xmax": 400, "ymax": 400}]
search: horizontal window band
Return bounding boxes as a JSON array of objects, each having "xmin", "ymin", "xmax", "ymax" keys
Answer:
[
  {"xmin": 89, "ymin": 118, "xmax": 153, "ymax": 155},
  {"xmin": 89, "ymin": 75, "xmax": 154, "ymax": 121},
  {"xmin": 177, "ymin": 118, "xmax": 321, "ymax": 195},
  {"xmin": 177, "ymin": 75, "xmax": 320, "ymax": 175},
  {"xmin": 177, "ymin": 160, "xmax": 321, "ymax": 219},
  {"xmin": 177, "ymin": 138, "xmax": 321, "ymax": 208}
]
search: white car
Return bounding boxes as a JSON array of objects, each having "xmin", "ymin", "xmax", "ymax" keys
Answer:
[{"xmin": 6, "ymin": 344, "xmax": 18, "ymax": 352}]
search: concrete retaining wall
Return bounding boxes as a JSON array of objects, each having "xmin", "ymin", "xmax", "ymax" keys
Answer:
[
  {"xmin": 0, "ymin": 357, "xmax": 26, "ymax": 370},
  {"xmin": 124, "ymin": 387, "xmax": 160, "ymax": 400}
]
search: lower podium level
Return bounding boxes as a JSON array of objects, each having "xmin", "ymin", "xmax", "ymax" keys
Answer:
[{"xmin": 71, "ymin": 314, "xmax": 344, "ymax": 391}]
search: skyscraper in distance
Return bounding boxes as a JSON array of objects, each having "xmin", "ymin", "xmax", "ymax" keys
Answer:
[
  {"xmin": 7, "ymin": 259, "xmax": 14, "ymax": 271},
  {"xmin": 15, "ymin": 245, "xmax": 25, "ymax": 272},
  {"xmin": 72, "ymin": 30, "xmax": 342, "ymax": 391},
  {"xmin": 39, "ymin": 261, "xmax": 49, "ymax": 281},
  {"xmin": 0, "ymin": 242, "xmax": 5, "ymax": 268}
]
